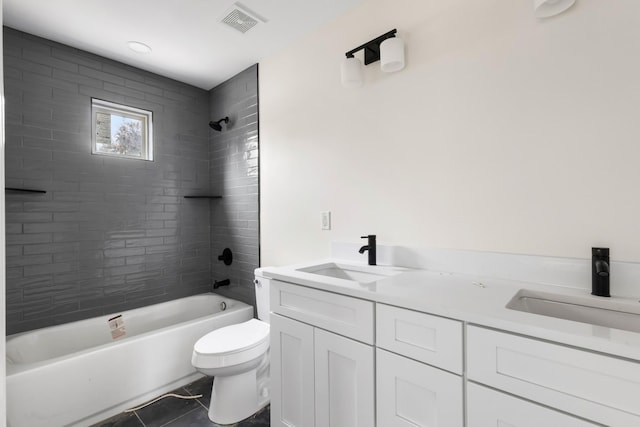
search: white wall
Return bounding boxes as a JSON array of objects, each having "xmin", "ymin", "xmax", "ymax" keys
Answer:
[{"xmin": 260, "ymin": 0, "xmax": 640, "ymax": 266}]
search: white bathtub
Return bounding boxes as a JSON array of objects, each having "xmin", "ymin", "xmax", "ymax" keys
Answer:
[{"xmin": 6, "ymin": 293, "xmax": 253, "ymax": 427}]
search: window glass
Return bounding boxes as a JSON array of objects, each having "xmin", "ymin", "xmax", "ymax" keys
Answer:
[{"xmin": 91, "ymin": 99, "xmax": 153, "ymax": 161}]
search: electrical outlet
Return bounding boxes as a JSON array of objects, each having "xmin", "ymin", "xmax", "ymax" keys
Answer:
[{"xmin": 321, "ymin": 211, "xmax": 331, "ymax": 230}]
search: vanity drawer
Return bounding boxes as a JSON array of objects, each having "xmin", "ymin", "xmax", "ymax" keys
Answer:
[
  {"xmin": 271, "ymin": 280, "xmax": 374, "ymax": 344},
  {"xmin": 467, "ymin": 382, "xmax": 598, "ymax": 427},
  {"xmin": 467, "ymin": 325, "xmax": 640, "ymax": 427},
  {"xmin": 376, "ymin": 303, "xmax": 463, "ymax": 374}
]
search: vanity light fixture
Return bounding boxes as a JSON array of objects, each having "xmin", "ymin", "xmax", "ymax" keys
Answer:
[
  {"xmin": 340, "ymin": 29, "xmax": 405, "ymax": 88},
  {"xmin": 534, "ymin": 0, "xmax": 576, "ymax": 18},
  {"xmin": 341, "ymin": 56, "xmax": 364, "ymax": 88},
  {"xmin": 380, "ymin": 36, "xmax": 405, "ymax": 73}
]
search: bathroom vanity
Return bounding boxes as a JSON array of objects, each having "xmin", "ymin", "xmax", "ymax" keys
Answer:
[{"xmin": 264, "ymin": 248, "xmax": 640, "ymax": 427}]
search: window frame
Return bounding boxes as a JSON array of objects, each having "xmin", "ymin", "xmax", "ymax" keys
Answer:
[{"xmin": 91, "ymin": 98, "xmax": 154, "ymax": 161}]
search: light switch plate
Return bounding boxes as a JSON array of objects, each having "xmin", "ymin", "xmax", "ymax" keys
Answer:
[{"xmin": 321, "ymin": 211, "xmax": 331, "ymax": 230}]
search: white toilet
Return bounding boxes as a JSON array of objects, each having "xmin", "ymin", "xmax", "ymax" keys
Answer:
[{"xmin": 191, "ymin": 269, "xmax": 271, "ymax": 425}]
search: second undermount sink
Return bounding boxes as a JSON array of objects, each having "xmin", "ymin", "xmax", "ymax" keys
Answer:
[
  {"xmin": 506, "ymin": 289, "xmax": 640, "ymax": 333},
  {"xmin": 296, "ymin": 262, "xmax": 406, "ymax": 284}
]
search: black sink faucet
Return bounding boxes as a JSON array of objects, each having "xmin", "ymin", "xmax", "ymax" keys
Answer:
[
  {"xmin": 359, "ymin": 235, "xmax": 376, "ymax": 266},
  {"xmin": 592, "ymin": 247, "xmax": 610, "ymax": 297}
]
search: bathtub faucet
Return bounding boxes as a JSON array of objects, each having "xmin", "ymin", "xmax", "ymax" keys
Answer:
[{"xmin": 214, "ymin": 279, "xmax": 231, "ymax": 289}]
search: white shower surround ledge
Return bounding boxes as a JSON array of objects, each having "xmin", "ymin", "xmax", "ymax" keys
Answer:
[{"xmin": 264, "ymin": 242, "xmax": 640, "ymax": 362}]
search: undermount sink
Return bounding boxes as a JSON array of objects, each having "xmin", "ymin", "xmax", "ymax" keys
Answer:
[
  {"xmin": 506, "ymin": 289, "xmax": 640, "ymax": 333},
  {"xmin": 296, "ymin": 262, "xmax": 405, "ymax": 284}
]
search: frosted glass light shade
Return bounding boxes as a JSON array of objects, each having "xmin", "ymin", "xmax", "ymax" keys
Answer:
[
  {"xmin": 341, "ymin": 57, "xmax": 364, "ymax": 88},
  {"xmin": 380, "ymin": 37, "xmax": 405, "ymax": 73},
  {"xmin": 534, "ymin": 0, "xmax": 576, "ymax": 18}
]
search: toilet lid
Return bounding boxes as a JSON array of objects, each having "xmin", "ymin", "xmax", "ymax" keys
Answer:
[{"xmin": 194, "ymin": 319, "xmax": 269, "ymax": 356}]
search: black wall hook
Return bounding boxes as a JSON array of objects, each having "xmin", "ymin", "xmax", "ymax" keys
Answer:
[{"xmin": 218, "ymin": 248, "xmax": 233, "ymax": 265}]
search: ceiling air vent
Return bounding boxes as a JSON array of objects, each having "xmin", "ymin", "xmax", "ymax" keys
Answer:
[{"xmin": 221, "ymin": 3, "xmax": 267, "ymax": 34}]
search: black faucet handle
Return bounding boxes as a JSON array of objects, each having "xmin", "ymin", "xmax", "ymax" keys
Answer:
[
  {"xmin": 361, "ymin": 235, "xmax": 376, "ymax": 239},
  {"xmin": 592, "ymin": 247, "xmax": 609, "ymax": 257}
]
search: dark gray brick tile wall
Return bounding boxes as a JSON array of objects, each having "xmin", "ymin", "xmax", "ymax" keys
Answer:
[
  {"xmin": 4, "ymin": 27, "xmax": 223, "ymax": 334},
  {"xmin": 209, "ymin": 65, "xmax": 260, "ymax": 308}
]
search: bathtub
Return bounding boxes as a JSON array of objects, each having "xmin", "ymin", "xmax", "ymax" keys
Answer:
[{"xmin": 6, "ymin": 293, "xmax": 253, "ymax": 427}]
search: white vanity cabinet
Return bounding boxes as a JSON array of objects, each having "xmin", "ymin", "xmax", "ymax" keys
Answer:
[
  {"xmin": 270, "ymin": 280, "xmax": 375, "ymax": 427},
  {"xmin": 467, "ymin": 325, "xmax": 640, "ymax": 427},
  {"xmin": 268, "ymin": 268, "xmax": 640, "ymax": 427},
  {"xmin": 375, "ymin": 304, "xmax": 464, "ymax": 427}
]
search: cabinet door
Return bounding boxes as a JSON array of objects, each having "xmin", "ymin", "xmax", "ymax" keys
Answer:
[
  {"xmin": 314, "ymin": 328, "xmax": 375, "ymax": 427},
  {"xmin": 467, "ymin": 382, "xmax": 598, "ymax": 427},
  {"xmin": 377, "ymin": 348, "xmax": 463, "ymax": 427},
  {"xmin": 467, "ymin": 325, "xmax": 640, "ymax": 427},
  {"xmin": 270, "ymin": 314, "xmax": 315, "ymax": 427}
]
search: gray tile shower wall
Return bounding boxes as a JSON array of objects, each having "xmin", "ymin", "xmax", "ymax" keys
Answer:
[
  {"xmin": 208, "ymin": 65, "xmax": 259, "ymax": 308},
  {"xmin": 4, "ymin": 28, "xmax": 214, "ymax": 334}
]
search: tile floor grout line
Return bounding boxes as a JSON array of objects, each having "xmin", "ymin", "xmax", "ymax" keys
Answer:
[
  {"xmin": 134, "ymin": 411, "xmax": 146, "ymax": 427},
  {"xmin": 195, "ymin": 398, "xmax": 209, "ymax": 411},
  {"xmin": 158, "ymin": 407, "xmax": 203, "ymax": 427}
]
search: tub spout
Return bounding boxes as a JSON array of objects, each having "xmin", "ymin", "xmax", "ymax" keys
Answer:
[{"xmin": 214, "ymin": 279, "xmax": 231, "ymax": 289}]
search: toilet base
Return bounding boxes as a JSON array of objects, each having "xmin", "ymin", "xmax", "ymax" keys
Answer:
[{"xmin": 208, "ymin": 367, "xmax": 270, "ymax": 425}]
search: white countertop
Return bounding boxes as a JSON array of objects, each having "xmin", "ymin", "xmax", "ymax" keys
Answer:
[{"xmin": 263, "ymin": 259, "xmax": 640, "ymax": 361}]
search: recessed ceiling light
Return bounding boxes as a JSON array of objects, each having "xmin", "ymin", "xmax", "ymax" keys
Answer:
[{"xmin": 127, "ymin": 41, "xmax": 152, "ymax": 54}]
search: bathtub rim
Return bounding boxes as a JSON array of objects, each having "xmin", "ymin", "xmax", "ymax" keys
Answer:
[{"xmin": 6, "ymin": 293, "xmax": 252, "ymax": 374}]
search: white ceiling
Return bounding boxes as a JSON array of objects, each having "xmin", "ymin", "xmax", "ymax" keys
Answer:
[{"xmin": 3, "ymin": 0, "xmax": 362, "ymax": 90}]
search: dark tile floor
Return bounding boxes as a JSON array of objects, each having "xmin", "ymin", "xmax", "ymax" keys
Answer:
[{"xmin": 91, "ymin": 377, "xmax": 269, "ymax": 427}]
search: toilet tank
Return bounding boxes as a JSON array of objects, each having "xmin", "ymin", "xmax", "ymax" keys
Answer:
[{"xmin": 254, "ymin": 268, "xmax": 271, "ymax": 323}]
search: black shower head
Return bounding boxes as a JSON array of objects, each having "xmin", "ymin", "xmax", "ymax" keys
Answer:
[{"xmin": 209, "ymin": 116, "xmax": 229, "ymax": 132}]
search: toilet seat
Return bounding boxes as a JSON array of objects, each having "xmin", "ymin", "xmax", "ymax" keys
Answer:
[{"xmin": 192, "ymin": 319, "xmax": 269, "ymax": 369}]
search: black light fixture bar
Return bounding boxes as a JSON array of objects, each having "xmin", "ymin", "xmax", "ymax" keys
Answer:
[{"xmin": 344, "ymin": 29, "xmax": 397, "ymax": 65}]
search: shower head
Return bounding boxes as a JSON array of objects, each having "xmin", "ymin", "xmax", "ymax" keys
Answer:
[{"xmin": 209, "ymin": 116, "xmax": 229, "ymax": 132}]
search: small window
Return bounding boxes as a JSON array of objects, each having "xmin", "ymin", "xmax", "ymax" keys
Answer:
[{"xmin": 91, "ymin": 99, "xmax": 153, "ymax": 161}]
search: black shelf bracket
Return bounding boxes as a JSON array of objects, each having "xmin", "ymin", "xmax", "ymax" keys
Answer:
[
  {"xmin": 183, "ymin": 195, "xmax": 222, "ymax": 199},
  {"xmin": 5, "ymin": 187, "xmax": 47, "ymax": 194}
]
